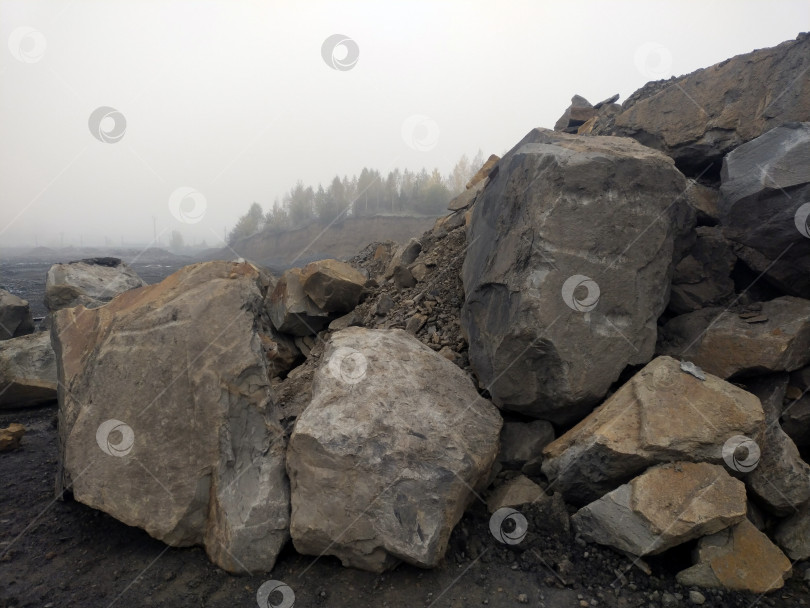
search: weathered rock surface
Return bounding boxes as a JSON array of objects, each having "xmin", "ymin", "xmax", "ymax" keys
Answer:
[
  {"xmin": 0, "ymin": 332, "xmax": 57, "ymax": 409},
  {"xmin": 0, "ymin": 422, "xmax": 25, "ymax": 451},
  {"xmin": 267, "ymin": 267, "xmax": 331, "ymax": 336},
  {"xmin": 498, "ymin": 420, "xmax": 555, "ymax": 472},
  {"xmin": 593, "ymin": 33, "xmax": 810, "ymax": 175},
  {"xmin": 658, "ymin": 296, "xmax": 810, "ymax": 378},
  {"xmin": 462, "ymin": 128, "xmax": 694, "ymax": 423},
  {"xmin": 301, "ymin": 258, "xmax": 367, "ymax": 313},
  {"xmin": 0, "ymin": 290, "xmax": 34, "ymax": 340},
  {"xmin": 554, "ymin": 95, "xmax": 596, "ymax": 132},
  {"xmin": 774, "ymin": 502, "xmax": 810, "ymax": 561},
  {"xmin": 466, "ymin": 154, "xmax": 499, "ymax": 189},
  {"xmin": 53, "ymin": 261, "xmax": 290, "ymax": 573},
  {"xmin": 542, "ymin": 356, "xmax": 764, "ymax": 505},
  {"xmin": 669, "ymin": 227, "xmax": 736, "ymax": 314},
  {"xmin": 719, "ymin": 122, "xmax": 810, "ymax": 297},
  {"xmin": 45, "ymin": 257, "xmax": 146, "ymax": 312},
  {"xmin": 448, "ymin": 177, "xmax": 486, "ymax": 211},
  {"xmin": 677, "ymin": 519, "xmax": 792, "ymax": 593},
  {"xmin": 487, "ymin": 475, "xmax": 544, "ymax": 512},
  {"xmin": 287, "ymin": 327, "xmax": 501, "ymax": 572},
  {"xmin": 743, "ymin": 375, "xmax": 810, "ymax": 515},
  {"xmin": 782, "ymin": 394, "xmax": 810, "ymax": 449},
  {"xmin": 572, "ymin": 462, "xmax": 746, "ymax": 556}
]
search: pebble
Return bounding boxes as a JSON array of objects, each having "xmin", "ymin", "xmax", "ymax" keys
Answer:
[
  {"xmin": 517, "ymin": 593, "xmax": 528, "ymax": 604},
  {"xmin": 689, "ymin": 590, "xmax": 706, "ymax": 605}
]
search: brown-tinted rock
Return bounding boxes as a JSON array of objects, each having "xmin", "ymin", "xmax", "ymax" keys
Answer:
[
  {"xmin": 658, "ymin": 296, "xmax": 810, "ymax": 378},
  {"xmin": 301, "ymin": 258, "xmax": 367, "ymax": 313},
  {"xmin": 267, "ymin": 267, "xmax": 330, "ymax": 336},
  {"xmin": 542, "ymin": 356, "xmax": 764, "ymax": 505},
  {"xmin": 53, "ymin": 261, "xmax": 290, "ymax": 573},
  {"xmin": 0, "ymin": 332, "xmax": 57, "ymax": 409},
  {"xmin": 572, "ymin": 462, "xmax": 746, "ymax": 556},
  {"xmin": 0, "ymin": 290, "xmax": 34, "ymax": 340},
  {"xmin": 593, "ymin": 33, "xmax": 810, "ymax": 175},
  {"xmin": 487, "ymin": 475, "xmax": 544, "ymax": 512},
  {"xmin": 677, "ymin": 519, "xmax": 792, "ymax": 593},
  {"xmin": 466, "ymin": 154, "xmax": 500, "ymax": 190},
  {"xmin": 0, "ymin": 423, "xmax": 25, "ymax": 451}
]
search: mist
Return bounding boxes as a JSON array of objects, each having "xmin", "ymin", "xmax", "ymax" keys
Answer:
[{"xmin": 1, "ymin": 0, "xmax": 807, "ymax": 249}]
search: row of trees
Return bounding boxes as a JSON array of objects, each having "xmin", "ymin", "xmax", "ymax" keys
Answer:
[{"xmin": 228, "ymin": 151, "xmax": 485, "ymax": 245}]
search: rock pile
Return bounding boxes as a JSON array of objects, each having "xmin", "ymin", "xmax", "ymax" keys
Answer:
[{"xmin": 5, "ymin": 32, "xmax": 809, "ymax": 598}]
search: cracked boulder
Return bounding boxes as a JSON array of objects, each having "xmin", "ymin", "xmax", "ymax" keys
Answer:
[
  {"xmin": 719, "ymin": 122, "xmax": 810, "ymax": 298},
  {"xmin": 45, "ymin": 257, "xmax": 145, "ymax": 312},
  {"xmin": 462, "ymin": 128, "xmax": 694, "ymax": 424},
  {"xmin": 657, "ymin": 296, "xmax": 810, "ymax": 379},
  {"xmin": 287, "ymin": 327, "xmax": 501, "ymax": 572},
  {"xmin": 53, "ymin": 261, "xmax": 291, "ymax": 573},
  {"xmin": 542, "ymin": 356, "xmax": 764, "ymax": 505},
  {"xmin": 572, "ymin": 462, "xmax": 746, "ymax": 556},
  {"xmin": 0, "ymin": 289, "xmax": 34, "ymax": 340},
  {"xmin": 677, "ymin": 519, "xmax": 792, "ymax": 593}
]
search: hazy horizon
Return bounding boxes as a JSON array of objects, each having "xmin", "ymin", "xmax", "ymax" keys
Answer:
[{"xmin": 2, "ymin": 0, "xmax": 808, "ymax": 250}]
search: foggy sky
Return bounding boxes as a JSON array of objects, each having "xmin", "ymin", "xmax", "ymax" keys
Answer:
[{"xmin": 1, "ymin": 0, "xmax": 808, "ymax": 249}]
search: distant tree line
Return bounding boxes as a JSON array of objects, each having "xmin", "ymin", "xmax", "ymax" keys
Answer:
[{"xmin": 227, "ymin": 151, "xmax": 484, "ymax": 245}]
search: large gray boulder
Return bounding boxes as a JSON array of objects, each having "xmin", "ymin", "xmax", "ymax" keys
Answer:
[
  {"xmin": 592, "ymin": 33, "xmax": 810, "ymax": 175},
  {"xmin": 0, "ymin": 332, "xmax": 57, "ymax": 408},
  {"xmin": 287, "ymin": 327, "xmax": 502, "ymax": 572},
  {"xmin": 542, "ymin": 356, "xmax": 764, "ymax": 505},
  {"xmin": 461, "ymin": 128, "xmax": 694, "ymax": 423},
  {"xmin": 45, "ymin": 257, "xmax": 146, "ymax": 311},
  {"xmin": 0, "ymin": 289, "xmax": 34, "ymax": 340},
  {"xmin": 572, "ymin": 462, "xmax": 746, "ymax": 557},
  {"xmin": 53, "ymin": 261, "xmax": 290, "ymax": 573},
  {"xmin": 719, "ymin": 122, "xmax": 810, "ymax": 297}
]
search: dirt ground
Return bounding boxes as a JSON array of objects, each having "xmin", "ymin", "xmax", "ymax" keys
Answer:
[{"xmin": 2, "ymin": 252, "xmax": 809, "ymax": 608}]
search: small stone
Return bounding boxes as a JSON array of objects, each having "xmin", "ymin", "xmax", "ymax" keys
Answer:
[
  {"xmin": 518, "ymin": 593, "xmax": 528, "ymax": 604},
  {"xmin": 689, "ymin": 590, "xmax": 706, "ymax": 605}
]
